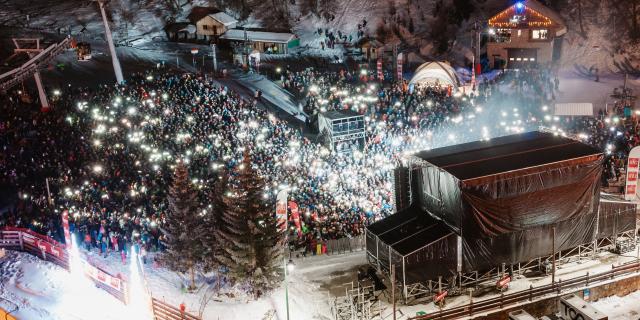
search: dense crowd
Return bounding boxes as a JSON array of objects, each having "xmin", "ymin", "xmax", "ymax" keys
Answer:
[{"xmin": 0, "ymin": 63, "xmax": 636, "ymax": 261}]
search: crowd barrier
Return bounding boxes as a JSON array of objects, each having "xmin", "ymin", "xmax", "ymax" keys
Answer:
[
  {"xmin": 0, "ymin": 227, "xmax": 128, "ymax": 304},
  {"xmin": 325, "ymin": 235, "xmax": 365, "ymax": 255},
  {"xmin": 151, "ymin": 298, "xmax": 201, "ymax": 320}
]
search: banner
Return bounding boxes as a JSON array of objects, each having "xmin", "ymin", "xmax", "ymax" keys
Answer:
[
  {"xmin": 276, "ymin": 190, "xmax": 288, "ymax": 231},
  {"xmin": 625, "ymin": 146, "xmax": 640, "ymax": 201},
  {"xmin": 288, "ymin": 201, "xmax": 302, "ymax": 235},
  {"xmin": 397, "ymin": 52, "xmax": 403, "ymax": 81},
  {"xmin": 62, "ymin": 210, "xmax": 71, "ymax": 246},
  {"xmin": 1, "ymin": 227, "xmax": 69, "ymax": 270},
  {"xmin": 377, "ymin": 58, "xmax": 383, "ymax": 81},
  {"xmin": 83, "ymin": 261, "xmax": 122, "ymax": 291}
]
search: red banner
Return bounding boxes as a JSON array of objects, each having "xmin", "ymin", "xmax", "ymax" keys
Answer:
[
  {"xmin": 82, "ymin": 259, "xmax": 122, "ymax": 292},
  {"xmin": 276, "ymin": 190, "xmax": 288, "ymax": 231},
  {"xmin": 377, "ymin": 59, "xmax": 383, "ymax": 81},
  {"xmin": 288, "ymin": 201, "xmax": 302, "ymax": 235},
  {"xmin": 626, "ymin": 150, "xmax": 640, "ymax": 200}
]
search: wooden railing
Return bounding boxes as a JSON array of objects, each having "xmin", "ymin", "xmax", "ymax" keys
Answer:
[
  {"xmin": 151, "ymin": 298, "xmax": 201, "ymax": 320},
  {"xmin": 411, "ymin": 261, "xmax": 640, "ymax": 319}
]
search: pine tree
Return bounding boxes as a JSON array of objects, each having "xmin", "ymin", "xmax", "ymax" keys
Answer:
[
  {"xmin": 217, "ymin": 154, "xmax": 283, "ymax": 296},
  {"xmin": 159, "ymin": 162, "xmax": 206, "ymax": 291},
  {"xmin": 203, "ymin": 171, "xmax": 228, "ymax": 272}
]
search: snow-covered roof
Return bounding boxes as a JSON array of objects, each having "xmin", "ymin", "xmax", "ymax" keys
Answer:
[
  {"xmin": 220, "ymin": 29, "xmax": 296, "ymax": 44},
  {"xmin": 165, "ymin": 22, "xmax": 196, "ymax": 34},
  {"xmin": 488, "ymin": 0, "xmax": 566, "ymax": 36},
  {"xmin": 187, "ymin": 6, "xmax": 221, "ymax": 24},
  {"xmin": 208, "ymin": 12, "xmax": 237, "ymax": 26},
  {"xmin": 409, "ymin": 61, "xmax": 460, "ymax": 89}
]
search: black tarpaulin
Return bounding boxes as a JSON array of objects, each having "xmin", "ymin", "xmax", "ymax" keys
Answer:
[
  {"xmin": 412, "ymin": 131, "xmax": 604, "ymax": 273},
  {"xmin": 366, "ymin": 205, "xmax": 457, "ymax": 284},
  {"xmin": 367, "ymin": 132, "xmax": 636, "ymax": 285}
]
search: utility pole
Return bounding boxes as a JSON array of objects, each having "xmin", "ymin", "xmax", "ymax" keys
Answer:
[
  {"xmin": 45, "ymin": 177, "xmax": 52, "ymax": 205},
  {"xmin": 94, "ymin": 0, "xmax": 124, "ymax": 83},
  {"xmin": 211, "ymin": 44, "xmax": 218, "ymax": 73},
  {"xmin": 391, "ymin": 264, "xmax": 396, "ymax": 320},
  {"xmin": 552, "ymin": 226, "xmax": 556, "ymax": 284}
]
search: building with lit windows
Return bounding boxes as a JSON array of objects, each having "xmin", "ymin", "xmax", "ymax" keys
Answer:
[{"xmin": 486, "ymin": 0, "xmax": 566, "ymax": 69}]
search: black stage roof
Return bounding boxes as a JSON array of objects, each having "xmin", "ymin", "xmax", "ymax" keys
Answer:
[
  {"xmin": 320, "ymin": 109, "xmax": 362, "ymax": 120},
  {"xmin": 412, "ymin": 131, "xmax": 601, "ymax": 181},
  {"xmin": 367, "ymin": 205, "xmax": 453, "ymax": 256}
]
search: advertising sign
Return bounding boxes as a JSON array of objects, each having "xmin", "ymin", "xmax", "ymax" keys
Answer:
[{"xmin": 625, "ymin": 146, "xmax": 640, "ymax": 201}]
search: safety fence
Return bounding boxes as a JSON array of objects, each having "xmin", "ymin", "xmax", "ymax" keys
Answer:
[
  {"xmin": 325, "ymin": 235, "xmax": 366, "ymax": 255},
  {"xmin": 0, "ymin": 227, "xmax": 128, "ymax": 305},
  {"xmin": 411, "ymin": 260, "xmax": 640, "ymax": 320},
  {"xmin": 151, "ymin": 298, "xmax": 201, "ymax": 320},
  {"xmin": 0, "ymin": 227, "xmax": 69, "ymax": 270}
]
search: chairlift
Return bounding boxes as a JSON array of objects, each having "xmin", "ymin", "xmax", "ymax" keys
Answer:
[{"xmin": 76, "ymin": 42, "xmax": 92, "ymax": 61}]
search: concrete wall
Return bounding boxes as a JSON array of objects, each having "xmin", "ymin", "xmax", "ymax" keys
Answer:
[
  {"xmin": 474, "ymin": 271, "xmax": 640, "ymax": 319},
  {"xmin": 487, "ymin": 28, "xmax": 555, "ymax": 68}
]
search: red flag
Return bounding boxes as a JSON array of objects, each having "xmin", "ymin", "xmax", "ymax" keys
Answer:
[
  {"xmin": 288, "ymin": 201, "xmax": 302, "ymax": 236},
  {"xmin": 62, "ymin": 210, "xmax": 71, "ymax": 247}
]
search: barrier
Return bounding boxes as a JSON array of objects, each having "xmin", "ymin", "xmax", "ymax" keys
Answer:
[
  {"xmin": 325, "ymin": 235, "xmax": 365, "ymax": 255},
  {"xmin": 0, "ymin": 228, "xmax": 128, "ymax": 304},
  {"xmin": 411, "ymin": 260, "xmax": 640, "ymax": 320},
  {"xmin": 81, "ymin": 259, "xmax": 128, "ymax": 304},
  {"xmin": 151, "ymin": 298, "xmax": 201, "ymax": 320},
  {"xmin": 0, "ymin": 227, "xmax": 69, "ymax": 270}
]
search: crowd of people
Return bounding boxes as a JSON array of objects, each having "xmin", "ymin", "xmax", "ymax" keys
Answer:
[{"xmin": 0, "ymin": 62, "xmax": 637, "ymax": 262}]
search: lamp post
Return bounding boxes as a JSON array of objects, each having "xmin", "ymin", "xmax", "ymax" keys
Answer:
[
  {"xmin": 283, "ymin": 207, "xmax": 296, "ymax": 320},
  {"xmin": 284, "ymin": 257, "xmax": 294, "ymax": 320},
  {"xmin": 191, "ymin": 48, "xmax": 199, "ymax": 70}
]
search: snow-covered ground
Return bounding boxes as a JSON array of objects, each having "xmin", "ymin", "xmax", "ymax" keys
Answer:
[
  {"xmin": 0, "ymin": 250, "xmax": 138, "ymax": 320},
  {"xmin": 0, "ymin": 244, "xmax": 367, "ymax": 320},
  {"xmin": 3, "ymin": 239, "xmax": 640, "ymax": 320},
  {"xmin": 592, "ymin": 290, "xmax": 640, "ymax": 319}
]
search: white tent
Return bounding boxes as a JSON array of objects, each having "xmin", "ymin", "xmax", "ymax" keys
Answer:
[{"xmin": 409, "ymin": 61, "xmax": 460, "ymax": 89}]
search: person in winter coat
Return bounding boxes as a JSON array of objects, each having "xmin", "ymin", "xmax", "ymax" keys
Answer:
[{"xmin": 84, "ymin": 232, "xmax": 91, "ymax": 251}]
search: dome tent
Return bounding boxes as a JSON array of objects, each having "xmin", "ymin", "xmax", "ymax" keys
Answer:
[{"xmin": 409, "ymin": 61, "xmax": 460, "ymax": 89}]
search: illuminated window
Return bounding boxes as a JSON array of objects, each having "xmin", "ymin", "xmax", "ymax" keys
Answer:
[
  {"xmin": 516, "ymin": 58, "xmax": 522, "ymax": 61},
  {"xmin": 530, "ymin": 58, "xmax": 536, "ymax": 61},
  {"xmin": 495, "ymin": 28, "xmax": 512, "ymax": 43},
  {"xmin": 510, "ymin": 57, "xmax": 515, "ymax": 61},
  {"xmin": 532, "ymin": 29, "xmax": 548, "ymax": 39},
  {"xmin": 523, "ymin": 58, "xmax": 528, "ymax": 61},
  {"xmin": 517, "ymin": 30, "xmax": 522, "ymax": 37}
]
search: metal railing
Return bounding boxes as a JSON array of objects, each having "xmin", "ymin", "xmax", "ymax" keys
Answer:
[
  {"xmin": 325, "ymin": 235, "xmax": 366, "ymax": 255},
  {"xmin": 410, "ymin": 260, "xmax": 640, "ymax": 319}
]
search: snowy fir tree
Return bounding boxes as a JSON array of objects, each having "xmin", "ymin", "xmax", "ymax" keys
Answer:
[
  {"xmin": 203, "ymin": 171, "xmax": 228, "ymax": 272},
  {"xmin": 159, "ymin": 162, "xmax": 206, "ymax": 291},
  {"xmin": 216, "ymin": 154, "xmax": 284, "ymax": 297}
]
